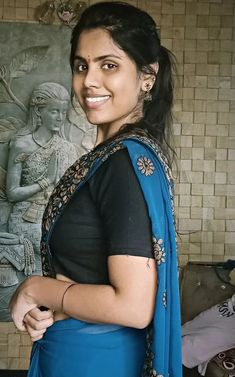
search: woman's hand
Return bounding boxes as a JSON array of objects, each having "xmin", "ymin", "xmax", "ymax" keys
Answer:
[
  {"xmin": 24, "ymin": 308, "xmax": 54, "ymax": 342},
  {"xmin": 9, "ymin": 276, "xmax": 40, "ymax": 331}
]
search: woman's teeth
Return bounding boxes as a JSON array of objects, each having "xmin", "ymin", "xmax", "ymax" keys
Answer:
[{"xmin": 86, "ymin": 96, "xmax": 110, "ymax": 103}]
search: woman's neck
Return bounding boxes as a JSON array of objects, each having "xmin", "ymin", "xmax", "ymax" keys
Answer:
[{"xmin": 33, "ymin": 127, "xmax": 54, "ymax": 147}]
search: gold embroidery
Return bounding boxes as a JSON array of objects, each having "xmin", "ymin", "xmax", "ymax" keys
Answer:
[
  {"xmin": 152, "ymin": 237, "xmax": 166, "ymax": 265},
  {"xmin": 137, "ymin": 156, "xmax": 155, "ymax": 176}
]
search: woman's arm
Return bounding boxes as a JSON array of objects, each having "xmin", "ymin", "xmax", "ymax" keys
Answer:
[{"xmin": 10, "ymin": 255, "xmax": 157, "ymax": 331}]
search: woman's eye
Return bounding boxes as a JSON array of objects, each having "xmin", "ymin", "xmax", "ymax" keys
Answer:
[
  {"xmin": 74, "ymin": 64, "xmax": 87, "ymax": 73},
  {"xmin": 102, "ymin": 63, "xmax": 117, "ymax": 70}
]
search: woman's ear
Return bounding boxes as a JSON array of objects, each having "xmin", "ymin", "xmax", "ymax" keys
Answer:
[
  {"xmin": 141, "ymin": 62, "xmax": 159, "ymax": 92},
  {"xmin": 34, "ymin": 106, "xmax": 41, "ymax": 117}
]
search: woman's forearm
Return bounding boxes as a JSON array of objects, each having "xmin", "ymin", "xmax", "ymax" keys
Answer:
[
  {"xmin": 27, "ymin": 273, "xmax": 156, "ymax": 329},
  {"xmin": 7, "ymin": 184, "xmax": 42, "ymax": 202}
]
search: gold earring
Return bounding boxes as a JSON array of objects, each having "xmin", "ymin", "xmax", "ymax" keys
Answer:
[{"xmin": 144, "ymin": 83, "xmax": 152, "ymax": 102}]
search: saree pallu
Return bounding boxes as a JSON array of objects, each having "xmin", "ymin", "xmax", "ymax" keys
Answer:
[
  {"xmin": 28, "ymin": 318, "xmax": 147, "ymax": 377},
  {"xmin": 39, "ymin": 130, "xmax": 182, "ymax": 377}
]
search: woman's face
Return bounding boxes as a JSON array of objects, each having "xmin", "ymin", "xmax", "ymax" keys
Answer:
[
  {"xmin": 72, "ymin": 28, "xmax": 146, "ymax": 138},
  {"xmin": 39, "ymin": 100, "xmax": 68, "ymax": 133}
]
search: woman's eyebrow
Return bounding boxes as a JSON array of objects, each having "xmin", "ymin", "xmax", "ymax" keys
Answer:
[{"xmin": 74, "ymin": 54, "xmax": 123, "ymax": 63}]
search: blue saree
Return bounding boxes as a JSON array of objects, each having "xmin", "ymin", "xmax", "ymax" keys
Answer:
[{"xmin": 31, "ymin": 130, "xmax": 182, "ymax": 377}]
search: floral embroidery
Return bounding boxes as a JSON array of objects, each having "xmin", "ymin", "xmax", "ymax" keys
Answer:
[
  {"xmin": 137, "ymin": 156, "xmax": 155, "ymax": 176},
  {"xmin": 152, "ymin": 237, "xmax": 166, "ymax": 265},
  {"xmin": 163, "ymin": 291, "xmax": 167, "ymax": 308}
]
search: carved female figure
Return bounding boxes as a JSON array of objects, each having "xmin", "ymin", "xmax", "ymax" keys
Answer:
[{"xmin": 6, "ymin": 82, "xmax": 78, "ymax": 272}]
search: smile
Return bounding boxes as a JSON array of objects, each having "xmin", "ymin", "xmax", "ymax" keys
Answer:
[{"xmin": 86, "ymin": 95, "xmax": 110, "ymax": 103}]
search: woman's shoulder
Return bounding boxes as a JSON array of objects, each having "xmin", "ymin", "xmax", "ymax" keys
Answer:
[{"xmin": 10, "ymin": 133, "xmax": 33, "ymax": 151}]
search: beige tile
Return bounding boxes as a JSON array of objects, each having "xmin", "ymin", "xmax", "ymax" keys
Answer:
[
  {"xmin": 0, "ymin": 345, "xmax": 7, "ymax": 358},
  {"xmin": 225, "ymin": 232, "xmax": 235, "ymax": 244},
  {"xmin": 180, "ymin": 160, "xmax": 192, "ymax": 171},
  {"xmin": 221, "ymin": 16, "xmax": 234, "ymax": 28},
  {"xmin": 7, "ymin": 357, "xmax": 19, "ymax": 369},
  {"xmin": 225, "ymin": 245, "xmax": 235, "ymax": 256},
  {"xmin": 215, "ymin": 208, "xmax": 235, "ymax": 221},
  {"xmin": 191, "ymin": 196, "xmax": 202, "ymax": 207},
  {"xmin": 203, "ymin": 219, "xmax": 225, "ymax": 231},
  {"xmin": 182, "ymin": 87, "xmax": 194, "ymax": 99},
  {"xmin": 197, "ymin": 15, "xmax": 209, "ymax": 27},
  {"xmin": 209, "ymin": 3, "xmax": 233, "ymax": 16},
  {"xmin": 206, "ymin": 124, "xmax": 229, "ymax": 136},
  {"xmin": 203, "ymin": 195, "xmax": 226, "ymax": 208},
  {"xmin": 194, "ymin": 100, "xmax": 207, "ymax": 111},
  {"xmin": 176, "ymin": 207, "xmax": 191, "ymax": 218},
  {"xmin": 181, "ymin": 147, "xmax": 192, "ymax": 159},
  {"xmin": 178, "ymin": 219, "xmax": 202, "ymax": 231},
  {"xmin": 19, "ymin": 357, "xmax": 30, "ymax": 369},
  {"xmin": 0, "ymin": 359, "xmax": 8, "ymax": 369},
  {"xmin": 209, "ymin": 15, "xmax": 221, "ymax": 27},
  {"xmin": 189, "ymin": 243, "xmax": 201, "ymax": 254},
  {"xmin": 204, "ymin": 160, "xmax": 216, "ymax": 172},
  {"xmin": 190, "ymin": 231, "xmax": 213, "ymax": 243},
  {"xmin": 8, "ymin": 344, "xmax": 20, "ymax": 358},
  {"xmin": 3, "ymin": 6, "xmax": 15, "ymax": 18},
  {"xmin": 226, "ymin": 220, "xmax": 235, "ymax": 232},
  {"xmin": 180, "ymin": 171, "xmax": 203, "ymax": 183},
  {"xmin": 175, "ymin": 183, "xmax": 191, "ymax": 195},
  {"xmin": 215, "ymin": 184, "xmax": 235, "ymax": 196},
  {"xmin": 227, "ymin": 197, "xmax": 235, "ymax": 208},
  {"xmin": 213, "ymin": 232, "xmax": 225, "ymax": 244},
  {"xmin": 192, "ymin": 183, "xmax": 214, "ymax": 195},
  {"xmin": 207, "ymin": 100, "xmax": 229, "ymax": 112}
]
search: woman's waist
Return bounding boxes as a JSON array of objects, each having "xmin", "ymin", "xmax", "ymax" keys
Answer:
[{"xmin": 46, "ymin": 317, "xmax": 124, "ymax": 334}]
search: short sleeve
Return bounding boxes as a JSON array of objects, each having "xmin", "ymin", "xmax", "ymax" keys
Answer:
[{"xmin": 89, "ymin": 148, "xmax": 154, "ymax": 258}]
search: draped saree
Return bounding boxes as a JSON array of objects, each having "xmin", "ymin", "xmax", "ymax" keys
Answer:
[{"xmin": 28, "ymin": 130, "xmax": 182, "ymax": 377}]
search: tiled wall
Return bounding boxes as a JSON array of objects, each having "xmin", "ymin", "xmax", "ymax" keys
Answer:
[{"xmin": 0, "ymin": 0, "xmax": 234, "ymax": 370}]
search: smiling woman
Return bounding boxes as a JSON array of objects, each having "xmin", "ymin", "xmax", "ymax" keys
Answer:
[
  {"xmin": 9, "ymin": 3, "xmax": 182, "ymax": 377},
  {"xmin": 72, "ymin": 28, "xmax": 145, "ymax": 142}
]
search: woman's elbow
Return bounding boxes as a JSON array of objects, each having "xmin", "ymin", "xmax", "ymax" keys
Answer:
[
  {"xmin": 130, "ymin": 305, "xmax": 155, "ymax": 329},
  {"xmin": 7, "ymin": 189, "xmax": 18, "ymax": 202}
]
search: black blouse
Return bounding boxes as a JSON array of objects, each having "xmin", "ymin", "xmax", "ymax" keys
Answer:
[{"xmin": 50, "ymin": 148, "xmax": 153, "ymax": 284}]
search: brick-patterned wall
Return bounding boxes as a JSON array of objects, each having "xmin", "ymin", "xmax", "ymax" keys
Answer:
[{"xmin": 0, "ymin": 0, "xmax": 234, "ymax": 370}]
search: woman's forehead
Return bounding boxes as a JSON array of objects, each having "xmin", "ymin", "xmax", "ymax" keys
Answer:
[{"xmin": 75, "ymin": 28, "xmax": 126, "ymax": 61}]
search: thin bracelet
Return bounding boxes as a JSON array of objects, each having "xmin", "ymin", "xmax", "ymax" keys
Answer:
[{"xmin": 61, "ymin": 283, "xmax": 76, "ymax": 313}]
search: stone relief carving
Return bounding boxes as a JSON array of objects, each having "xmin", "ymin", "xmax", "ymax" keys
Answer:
[{"xmin": 0, "ymin": 23, "xmax": 96, "ymax": 320}]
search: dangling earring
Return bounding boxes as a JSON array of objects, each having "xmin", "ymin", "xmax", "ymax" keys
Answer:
[
  {"xmin": 36, "ymin": 114, "xmax": 42, "ymax": 128},
  {"xmin": 144, "ymin": 83, "xmax": 152, "ymax": 102}
]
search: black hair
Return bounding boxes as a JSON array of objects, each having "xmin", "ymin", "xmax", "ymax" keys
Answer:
[{"xmin": 70, "ymin": 1, "xmax": 176, "ymax": 164}]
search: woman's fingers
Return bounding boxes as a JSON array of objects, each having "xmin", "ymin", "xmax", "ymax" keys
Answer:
[
  {"xmin": 24, "ymin": 323, "xmax": 47, "ymax": 342},
  {"xmin": 27, "ymin": 307, "xmax": 54, "ymax": 321},
  {"xmin": 24, "ymin": 308, "xmax": 54, "ymax": 342},
  {"xmin": 24, "ymin": 309, "xmax": 54, "ymax": 331}
]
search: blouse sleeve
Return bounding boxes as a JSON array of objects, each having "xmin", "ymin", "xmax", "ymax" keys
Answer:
[{"xmin": 89, "ymin": 148, "xmax": 154, "ymax": 258}]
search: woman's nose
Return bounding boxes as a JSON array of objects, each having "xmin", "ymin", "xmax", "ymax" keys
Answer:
[
  {"xmin": 57, "ymin": 111, "xmax": 63, "ymax": 121},
  {"xmin": 83, "ymin": 66, "xmax": 100, "ymax": 88}
]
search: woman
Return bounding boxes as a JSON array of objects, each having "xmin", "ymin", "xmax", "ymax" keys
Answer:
[
  {"xmin": 9, "ymin": 2, "xmax": 182, "ymax": 377},
  {"xmin": 6, "ymin": 82, "xmax": 78, "ymax": 272}
]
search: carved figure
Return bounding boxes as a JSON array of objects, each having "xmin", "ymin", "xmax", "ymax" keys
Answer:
[{"xmin": 0, "ymin": 82, "xmax": 78, "ymax": 320}]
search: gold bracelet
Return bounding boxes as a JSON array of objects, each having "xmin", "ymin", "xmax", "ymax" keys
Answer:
[{"xmin": 61, "ymin": 283, "xmax": 76, "ymax": 313}]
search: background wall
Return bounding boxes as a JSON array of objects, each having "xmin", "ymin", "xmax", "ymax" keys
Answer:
[{"xmin": 0, "ymin": 0, "xmax": 234, "ymax": 370}]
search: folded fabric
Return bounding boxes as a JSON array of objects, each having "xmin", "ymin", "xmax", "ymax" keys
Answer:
[{"xmin": 182, "ymin": 293, "xmax": 235, "ymax": 375}]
